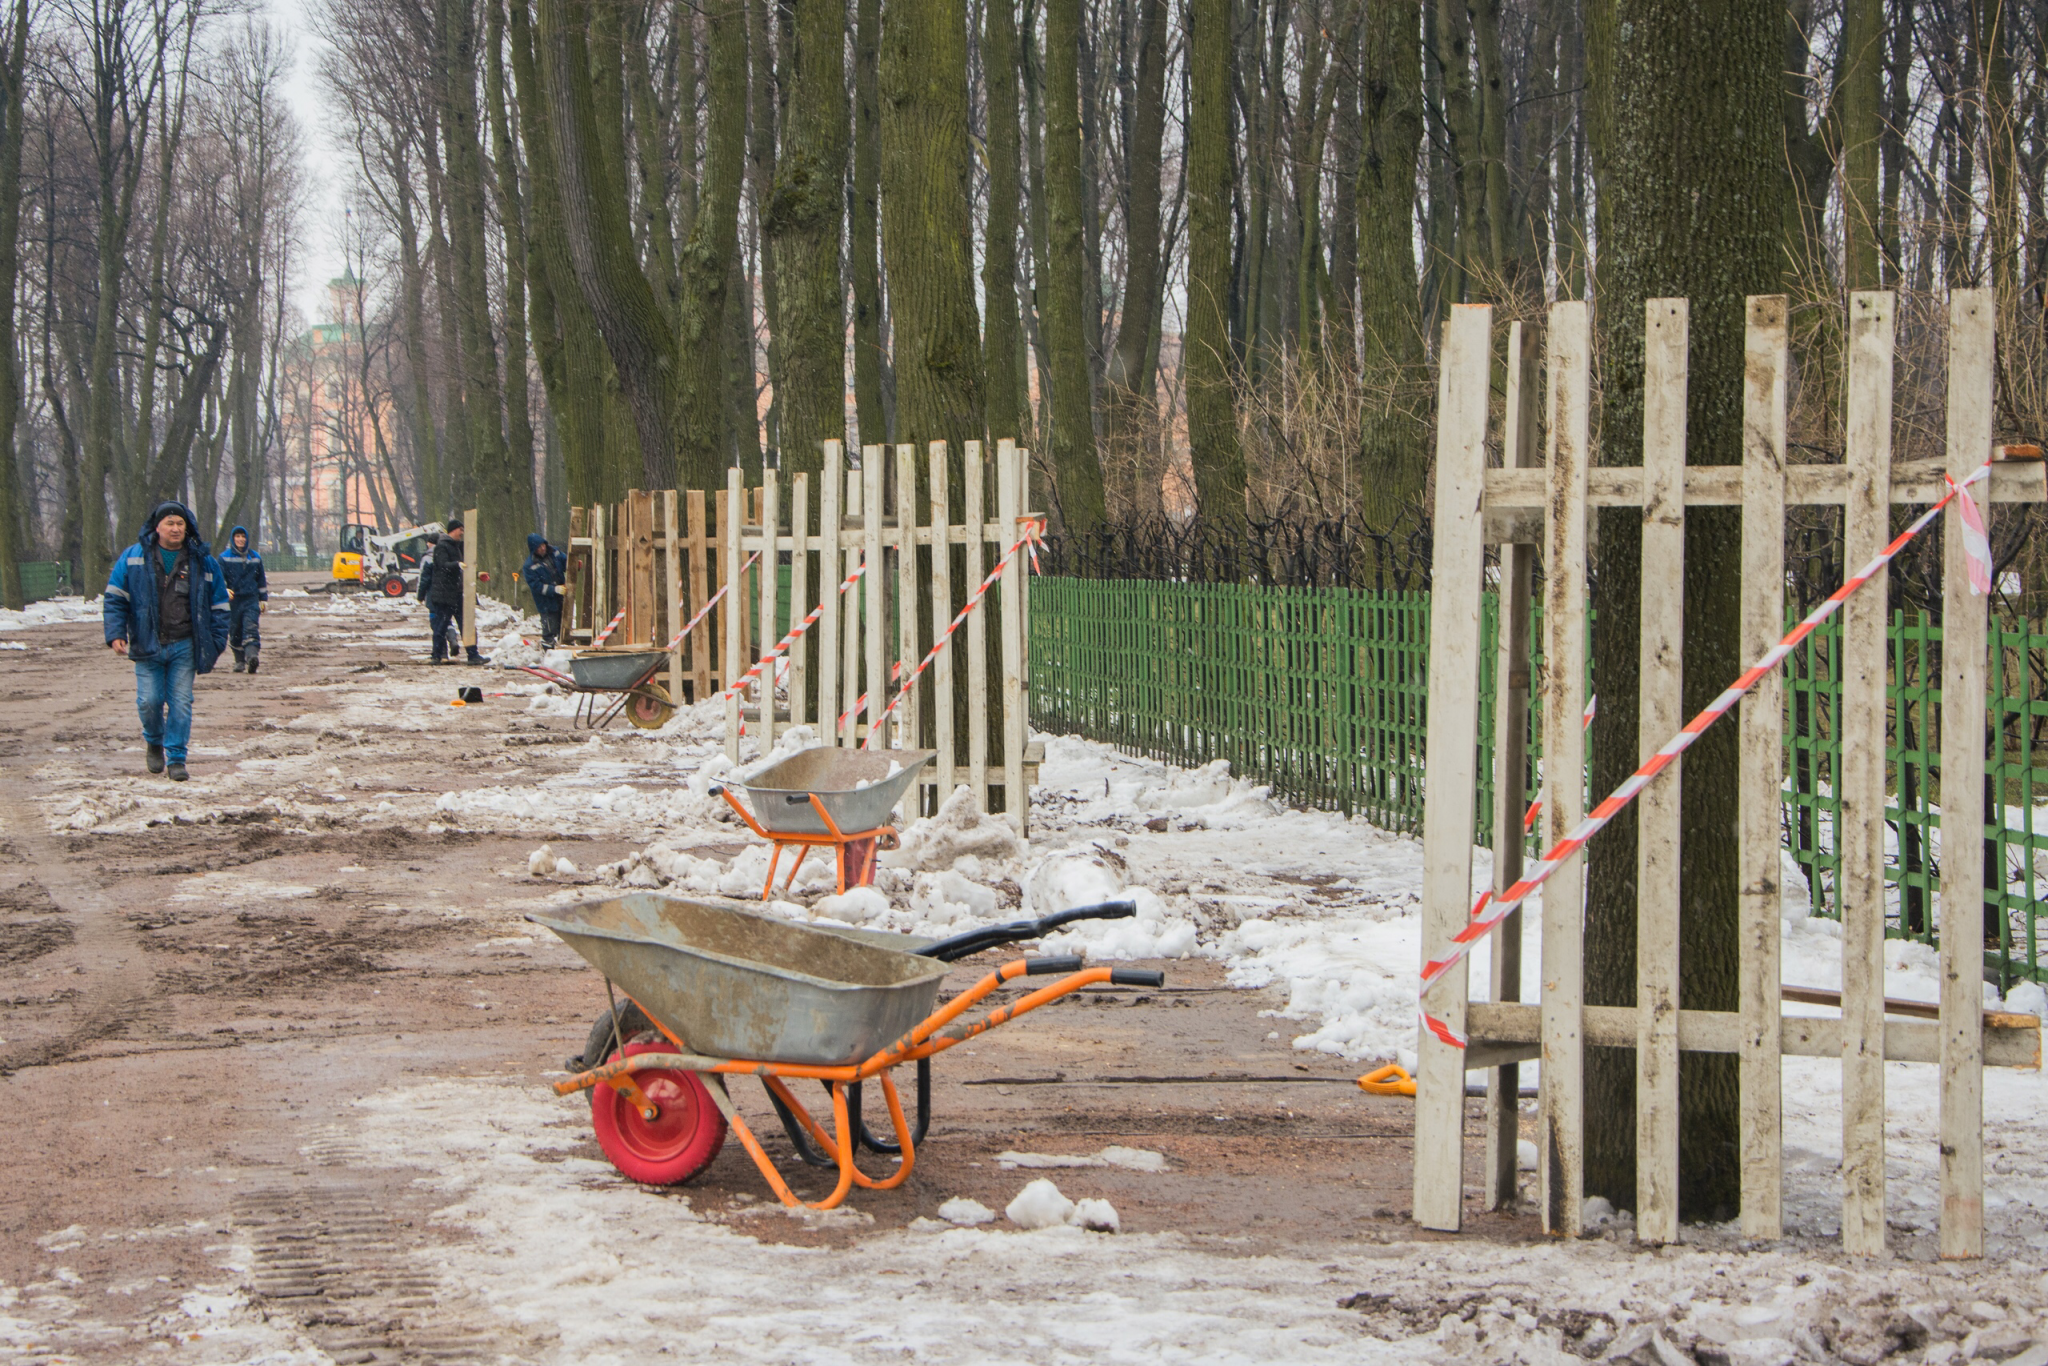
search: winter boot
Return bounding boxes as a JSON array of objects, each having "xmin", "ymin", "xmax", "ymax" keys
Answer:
[
  {"xmin": 466, "ymin": 648, "xmax": 490, "ymax": 666},
  {"xmin": 166, "ymin": 762, "xmax": 188, "ymax": 782},
  {"xmin": 246, "ymin": 653, "xmax": 259, "ymax": 675},
  {"xmin": 145, "ymin": 742, "xmax": 164, "ymax": 774},
  {"xmin": 233, "ymin": 658, "xmax": 247, "ymax": 673}
]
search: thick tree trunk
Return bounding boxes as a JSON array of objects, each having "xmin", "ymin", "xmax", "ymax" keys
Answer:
[
  {"xmin": 1099, "ymin": 0, "xmax": 1164, "ymax": 515},
  {"xmin": 1583, "ymin": 0, "xmax": 1778, "ymax": 1224},
  {"xmin": 878, "ymin": 0, "xmax": 983, "ymax": 451},
  {"xmin": 1185, "ymin": 0, "xmax": 1244, "ymax": 521},
  {"xmin": 982, "ymin": 0, "xmax": 1025, "ymax": 446},
  {"xmin": 767, "ymin": 0, "xmax": 850, "ymax": 485},
  {"xmin": 1839, "ymin": 0, "xmax": 1883, "ymax": 289},
  {"xmin": 1354, "ymin": 0, "xmax": 1423, "ymax": 530},
  {"xmin": 490, "ymin": 0, "xmax": 536, "ymax": 531},
  {"xmin": 675, "ymin": 0, "xmax": 748, "ymax": 488},
  {"xmin": 1037, "ymin": 0, "xmax": 1104, "ymax": 532},
  {"xmin": 0, "ymin": 0, "xmax": 29, "ymax": 608},
  {"xmin": 745, "ymin": 0, "xmax": 782, "ymax": 459},
  {"xmin": 850, "ymin": 0, "xmax": 887, "ymax": 446}
]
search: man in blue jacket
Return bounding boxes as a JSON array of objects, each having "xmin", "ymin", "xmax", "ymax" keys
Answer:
[
  {"xmin": 219, "ymin": 524, "xmax": 269, "ymax": 674},
  {"xmin": 522, "ymin": 533, "xmax": 566, "ymax": 648},
  {"xmin": 104, "ymin": 501, "xmax": 230, "ymax": 782}
]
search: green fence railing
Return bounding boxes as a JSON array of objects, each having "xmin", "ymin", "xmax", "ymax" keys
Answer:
[
  {"xmin": 1031, "ymin": 577, "xmax": 2048, "ymax": 984},
  {"xmin": 16, "ymin": 561, "xmax": 72, "ymax": 602}
]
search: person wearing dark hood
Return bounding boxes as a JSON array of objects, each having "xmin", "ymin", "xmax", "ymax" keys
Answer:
[
  {"xmin": 103, "ymin": 501, "xmax": 230, "ymax": 782},
  {"xmin": 219, "ymin": 525, "xmax": 269, "ymax": 673},
  {"xmin": 522, "ymin": 533, "xmax": 567, "ymax": 649},
  {"xmin": 416, "ymin": 519, "xmax": 487, "ymax": 664}
]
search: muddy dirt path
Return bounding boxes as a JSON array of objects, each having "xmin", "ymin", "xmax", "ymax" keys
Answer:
[{"xmin": 0, "ymin": 583, "xmax": 1524, "ymax": 1364}]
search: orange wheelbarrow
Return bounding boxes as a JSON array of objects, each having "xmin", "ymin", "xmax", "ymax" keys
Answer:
[
  {"xmin": 709, "ymin": 747, "xmax": 934, "ymax": 900},
  {"xmin": 534, "ymin": 894, "xmax": 1155, "ymax": 1210}
]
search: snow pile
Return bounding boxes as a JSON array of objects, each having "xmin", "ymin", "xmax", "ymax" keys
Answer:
[
  {"xmin": 525, "ymin": 844, "xmax": 578, "ymax": 877},
  {"xmin": 0, "ymin": 595, "xmax": 100, "ymax": 631},
  {"xmin": 0, "ymin": 640, "xmax": 25, "ymax": 650},
  {"xmin": 1132, "ymin": 758, "xmax": 1281, "ymax": 827},
  {"xmin": 1220, "ymin": 909, "xmax": 1432, "ymax": 1064},
  {"xmin": 810, "ymin": 886, "xmax": 892, "ymax": 924},
  {"xmin": 1027, "ymin": 849, "xmax": 1197, "ymax": 961},
  {"xmin": 1003, "ymin": 1179, "xmax": 1120, "ymax": 1233},
  {"xmin": 883, "ymin": 784, "xmax": 1025, "ymax": 873},
  {"xmin": 996, "ymin": 1146, "xmax": 1168, "ymax": 1173},
  {"xmin": 935, "ymin": 1197, "xmax": 994, "ymax": 1227}
]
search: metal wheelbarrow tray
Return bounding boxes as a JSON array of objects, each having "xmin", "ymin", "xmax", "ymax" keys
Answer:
[
  {"xmin": 568, "ymin": 649, "xmax": 669, "ymax": 690},
  {"xmin": 529, "ymin": 894, "xmax": 947, "ymax": 1066},
  {"xmin": 732, "ymin": 747, "xmax": 935, "ymax": 836},
  {"xmin": 540, "ymin": 895, "xmax": 1165, "ymax": 1211}
]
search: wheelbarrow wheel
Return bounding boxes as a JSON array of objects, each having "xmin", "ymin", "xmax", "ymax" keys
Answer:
[
  {"xmin": 576, "ymin": 1002, "xmax": 657, "ymax": 1071},
  {"xmin": 591, "ymin": 1041, "xmax": 727, "ymax": 1185},
  {"xmin": 624, "ymin": 682, "xmax": 674, "ymax": 730}
]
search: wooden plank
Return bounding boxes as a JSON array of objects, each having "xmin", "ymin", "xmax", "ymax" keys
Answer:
[
  {"xmin": 790, "ymin": 473, "xmax": 809, "ymax": 729},
  {"xmin": 460, "ymin": 506, "xmax": 479, "ymax": 647},
  {"xmin": 687, "ymin": 490, "xmax": 710, "ymax": 696},
  {"xmin": 1739, "ymin": 294, "xmax": 1789, "ymax": 1239},
  {"xmin": 591, "ymin": 502, "xmax": 608, "ymax": 639},
  {"xmin": 1466, "ymin": 1000, "xmax": 2041, "ymax": 1068},
  {"xmin": 1634, "ymin": 299, "xmax": 1687, "ymax": 1247},
  {"xmin": 965, "ymin": 441, "xmax": 990, "ymax": 807},
  {"xmin": 864, "ymin": 448, "xmax": 887, "ymax": 747},
  {"xmin": 1411, "ymin": 304, "xmax": 1492, "ymax": 1234},
  {"xmin": 1840, "ymin": 289, "xmax": 1893, "ymax": 1258},
  {"xmin": 631, "ymin": 489, "xmax": 658, "ymax": 644},
  {"xmin": 1541, "ymin": 299, "xmax": 1591, "ymax": 1239},
  {"xmin": 565, "ymin": 505, "xmax": 587, "ymax": 640},
  {"xmin": 1940, "ymin": 288, "xmax": 1993, "ymax": 1260},
  {"xmin": 819, "ymin": 442, "xmax": 844, "ymax": 739},
  {"xmin": 758, "ymin": 474, "xmax": 780, "ymax": 753},
  {"xmin": 663, "ymin": 491, "xmax": 683, "ymax": 703},
  {"xmin": 930, "ymin": 442, "xmax": 955, "ymax": 800},
  {"xmin": 841, "ymin": 467, "xmax": 863, "ymax": 746},
  {"xmin": 998, "ymin": 440, "xmax": 1028, "ymax": 837},
  {"xmin": 1485, "ymin": 318, "xmax": 1540, "ymax": 1213},
  {"xmin": 895, "ymin": 444, "xmax": 920, "ymax": 758},
  {"xmin": 724, "ymin": 473, "xmax": 743, "ymax": 760}
]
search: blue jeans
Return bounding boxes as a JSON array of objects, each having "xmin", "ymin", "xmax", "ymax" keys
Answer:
[
  {"xmin": 135, "ymin": 638, "xmax": 196, "ymax": 763},
  {"xmin": 429, "ymin": 605, "xmax": 460, "ymax": 660}
]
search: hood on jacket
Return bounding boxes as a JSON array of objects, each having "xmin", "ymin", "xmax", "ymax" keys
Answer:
[
  {"xmin": 229, "ymin": 524, "xmax": 251, "ymax": 550},
  {"xmin": 527, "ymin": 532, "xmax": 549, "ymax": 558},
  {"xmin": 143, "ymin": 500, "xmax": 206, "ymax": 550}
]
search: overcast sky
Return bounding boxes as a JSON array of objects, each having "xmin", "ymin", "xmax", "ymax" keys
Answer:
[{"xmin": 263, "ymin": 0, "xmax": 343, "ymax": 327}]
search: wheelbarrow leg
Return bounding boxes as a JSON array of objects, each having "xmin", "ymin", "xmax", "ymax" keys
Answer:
[
  {"xmin": 702, "ymin": 1076, "xmax": 857, "ymax": 1211},
  {"xmin": 782, "ymin": 844, "xmax": 811, "ymax": 895},
  {"xmin": 761, "ymin": 844, "xmax": 784, "ymax": 901}
]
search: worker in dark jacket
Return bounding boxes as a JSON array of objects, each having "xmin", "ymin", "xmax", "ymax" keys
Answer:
[
  {"xmin": 219, "ymin": 525, "xmax": 268, "ymax": 673},
  {"xmin": 522, "ymin": 533, "xmax": 567, "ymax": 649},
  {"xmin": 103, "ymin": 500, "xmax": 230, "ymax": 782},
  {"xmin": 416, "ymin": 520, "xmax": 487, "ymax": 664}
]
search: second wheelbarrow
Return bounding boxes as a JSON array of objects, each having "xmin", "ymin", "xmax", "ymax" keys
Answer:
[
  {"xmin": 516, "ymin": 648, "xmax": 675, "ymax": 730},
  {"xmin": 710, "ymin": 746, "xmax": 935, "ymax": 899}
]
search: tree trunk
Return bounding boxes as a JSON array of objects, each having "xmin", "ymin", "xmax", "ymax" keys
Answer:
[
  {"xmin": 675, "ymin": 0, "xmax": 748, "ymax": 488},
  {"xmin": 982, "ymin": 0, "xmax": 1025, "ymax": 446},
  {"xmin": 878, "ymin": 0, "xmax": 983, "ymax": 450},
  {"xmin": 1185, "ymin": 0, "xmax": 1244, "ymax": 520},
  {"xmin": 1099, "ymin": 0, "xmax": 1164, "ymax": 515},
  {"xmin": 1839, "ymin": 0, "xmax": 1883, "ymax": 290},
  {"xmin": 1583, "ymin": 0, "xmax": 1779, "ymax": 1224},
  {"xmin": 767, "ymin": 0, "xmax": 850, "ymax": 485},
  {"xmin": 0, "ymin": 0, "xmax": 30, "ymax": 608},
  {"xmin": 1355, "ymin": 0, "xmax": 1423, "ymax": 530},
  {"xmin": 1037, "ymin": 0, "xmax": 1104, "ymax": 532},
  {"xmin": 745, "ymin": 0, "xmax": 783, "ymax": 460},
  {"xmin": 490, "ymin": 0, "xmax": 537, "ymax": 532},
  {"xmin": 850, "ymin": 0, "xmax": 887, "ymax": 446}
]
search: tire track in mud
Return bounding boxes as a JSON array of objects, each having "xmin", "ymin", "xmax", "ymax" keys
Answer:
[{"xmin": 236, "ymin": 1131, "xmax": 530, "ymax": 1365}]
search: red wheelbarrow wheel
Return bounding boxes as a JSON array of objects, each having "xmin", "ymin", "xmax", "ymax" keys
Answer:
[{"xmin": 591, "ymin": 1042, "xmax": 728, "ymax": 1185}]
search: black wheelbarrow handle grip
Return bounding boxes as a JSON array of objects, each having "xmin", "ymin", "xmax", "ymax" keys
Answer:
[
  {"xmin": 1109, "ymin": 968, "xmax": 1165, "ymax": 988},
  {"xmin": 917, "ymin": 900, "xmax": 1137, "ymax": 963},
  {"xmin": 1023, "ymin": 954, "xmax": 1086, "ymax": 975}
]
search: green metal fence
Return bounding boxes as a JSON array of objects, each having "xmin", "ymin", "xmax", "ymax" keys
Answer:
[
  {"xmin": 1031, "ymin": 577, "xmax": 2048, "ymax": 983},
  {"xmin": 16, "ymin": 561, "xmax": 72, "ymax": 602}
]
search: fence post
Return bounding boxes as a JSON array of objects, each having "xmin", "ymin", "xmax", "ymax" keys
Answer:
[
  {"xmin": 757, "ymin": 475, "xmax": 780, "ymax": 753},
  {"xmin": 1840, "ymin": 289, "xmax": 1895, "ymax": 1257},
  {"xmin": 1739, "ymin": 294, "xmax": 1789, "ymax": 1238},
  {"xmin": 1485, "ymin": 318, "xmax": 1542, "ymax": 1212},
  {"xmin": 663, "ymin": 491, "xmax": 684, "ymax": 702},
  {"xmin": 820, "ymin": 442, "xmax": 843, "ymax": 741},
  {"xmin": 1412, "ymin": 303, "xmax": 1492, "ymax": 1233},
  {"xmin": 999, "ymin": 440, "xmax": 1028, "ymax": 836},
  {"xmin": 790, "ymin": 473, "xmax": 810, "ymax": 729},
  {"xmin": 687, "ymin": 490, "xmax": 710, "ymax": 697},
  {"xmin": 460, "ymin": 506, "xmax": 479, "ymax": 647},
  {"xmin": 844, "ymin": 466, "xmax": 865, "ymax": 746},
  {"xmin": 1940, "ymin": 288, "xmax": 1994, "ymax": 1260},
  {"xmin": 1540, "ymin": 300, "xmax": 1591, "ymax": 1238},
  {"xmin": 1634, "ymin": 299, "xmax": 1688, "ymax": 1246},
  {"xmin": 725, "ymin": 470, "xmax": 743, "ymax": 760},
  {"xmin": 966, "ymin": 440, "xmax": 990, "ymax": 804},
  {"xmin": 930, "ymin": 441, "xmax": 956, "ymax": 803}
]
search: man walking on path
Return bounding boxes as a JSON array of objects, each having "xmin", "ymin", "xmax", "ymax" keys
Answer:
[
  {"xmin": 103, "ymin": 501, "xmax": 230, "ymax": 782},
  {"xmin": 522, "ymin": 534, "xmax": 566, "ymax": 649},
  {"xmin": 417, "ymin": 520, "xmax": 487, "ymax": 665},
  {"xmin": 219, "ymin": 525, "xmax": 268, "ymax": 673}
]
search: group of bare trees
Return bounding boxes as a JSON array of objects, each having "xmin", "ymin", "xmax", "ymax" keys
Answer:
[{"xmin": 0, "ymin": 0, "xmax": 301, "ymax": 606}]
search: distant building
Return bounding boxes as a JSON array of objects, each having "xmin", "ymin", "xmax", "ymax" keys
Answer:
[{"xmin": 277, "ymin": 270, "xmax": 408, "ymax": 550}]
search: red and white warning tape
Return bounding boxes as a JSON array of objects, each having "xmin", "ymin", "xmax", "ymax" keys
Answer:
[
  {"xmin": 589, "ymin": 608, "xmax": 628, "ymax": 647},
  {"xmin": 1421, "ymin": 463, "xmax": 1994, "ymax": 1049},
  {"xmin": 664, "ymin": 551, "xmax": 759, "ymax": 654},
  {"xmin": 861, "ymin": 518, "xmax": 1045, "ymax": 749},
  {"xmin": 718, "ymin": 556, "xmax": 870, "ymax": 705}
]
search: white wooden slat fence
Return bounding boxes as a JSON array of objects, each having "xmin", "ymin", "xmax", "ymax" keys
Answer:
[{"xmin": 1416, "ymin": 291, "xmax": 2045, "ymax": 1258}]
